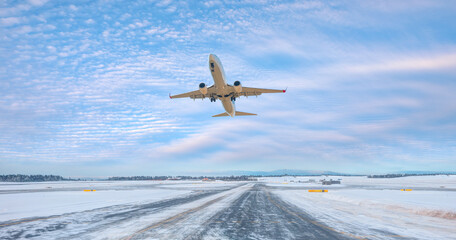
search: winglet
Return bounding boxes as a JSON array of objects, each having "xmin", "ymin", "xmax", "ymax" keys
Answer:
[
  {"xmin": 283, "ymin": 87, "xmax": 287, "ymax": 93},
  {"xmin": 169, "ymin": 93, "xmax": 172, "ymax": 99}
]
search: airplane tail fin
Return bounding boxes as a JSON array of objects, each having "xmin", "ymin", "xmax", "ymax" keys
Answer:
[{"xmin": 212, "ymin": 111, "xmax": 257, "ymax": 117}]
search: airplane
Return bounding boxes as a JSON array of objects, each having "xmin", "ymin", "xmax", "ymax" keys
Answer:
[{"xmin": 169, "ymin": 54, "xmax": 286, "ymax": 117}]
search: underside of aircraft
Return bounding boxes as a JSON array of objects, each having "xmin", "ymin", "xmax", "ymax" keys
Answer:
[{"xmin": 170, "ymin": 54, "xmax": 286, "ymax": 117}]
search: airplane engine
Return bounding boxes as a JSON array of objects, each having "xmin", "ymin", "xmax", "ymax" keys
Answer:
[
  {"xmin": 233, "ymin": 81, "xmax": 242, "ymax": 93},
  {"xmin": 199, "ymin": 83, "xmax": 208, "ymax": 94}
]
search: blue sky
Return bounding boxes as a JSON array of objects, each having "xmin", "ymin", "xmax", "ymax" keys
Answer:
[{"xmin": 1, "ymin": 0, "xmax": 455, "ymax": 176}]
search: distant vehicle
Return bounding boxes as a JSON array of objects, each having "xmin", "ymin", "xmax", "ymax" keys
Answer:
[{"xmin": 170, "ymin": 54, "xmax": 286, "ymax": 117}]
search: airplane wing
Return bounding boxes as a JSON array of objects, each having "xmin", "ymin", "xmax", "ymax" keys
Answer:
[
  {"xmin": 170, "ymin": 85, "xmax": 215, "ymax": 99},
  {"xmin": 234, "ymin": 86, "xmax": 286, "ymax": 97}
]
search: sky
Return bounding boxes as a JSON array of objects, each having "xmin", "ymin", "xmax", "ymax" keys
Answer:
[{"xmin": 1, "ymin": 0, "xmax": 456, "ymax": 177}]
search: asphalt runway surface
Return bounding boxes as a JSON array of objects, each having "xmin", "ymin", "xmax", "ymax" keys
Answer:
[
  {"xmin": 187, "ymin": 184, "xmax": 351, "ymax": 240},
  {"xmin": 0, "ymin": 183, "xmax": 399, "ymax": 240}
]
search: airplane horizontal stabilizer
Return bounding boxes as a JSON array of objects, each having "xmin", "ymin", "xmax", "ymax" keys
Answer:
[
  {"xmin": 212, "ymin": 112, "xmax": 230, "ymax": 117},
  {"xmin": 235, "ymin": 111, "xmax": 257, "ymax": 116},
  {"xmin": 211, "ymin": 111, "xmax": 257, "ymax": 117}
]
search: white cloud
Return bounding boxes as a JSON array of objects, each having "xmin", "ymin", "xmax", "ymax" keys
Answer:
[
  {"xmin": 1, "ymin": 0, "xmax": 455, "ymax": 174},
  {"xmin": 156, "ymin": 0, "xmax": 172, "ymax": 7},
  {"xmin": 69, "ymin": 5, "xmax": 78, "ymax": 11},
  {"xmin": 358, "ymin": 0, "xmax": 448, "ymax": 13},
  {"xmin": 145, "ymin": 26, "xmax": 169, "ymax": 35},
  {"xmin": 204, "ymin": 0, "xmax": 221, "ymax": 7},
  {"xmin": 266, "ymin": 1, "xmax": 323, "ymax": 12},
  {"xmin": 343, "ymin": 53, "xmax": 456, "ymax": 74},
  {"xmin": 0, "ymin": 17, "xmax": 24, "ymax": 26},
  {"xmin": 0, "ymin": 4, "xmax": 31, "ymax": 17},
  {"xmin": 28, "ymin": 0, "xmax": 49, "ymax": 6},
  {"xmin": 14, "ymin": 25, "xmax": 33, "ymax": 34},
  {"xmin": 165, "ymin": 5, "xmax": 176, "ymax": 13},
  {"xmin": 46, "ymin": 45, "xmax": 56, "ymax": 52},
  {"xmin": 120, "ymin": 13, "xmax": 131, "ymax": 20},
  {"xmin": 102, "ymin": 30, "xmax": 109, "ymax": 38}
]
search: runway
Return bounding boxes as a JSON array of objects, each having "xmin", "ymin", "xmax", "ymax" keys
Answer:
[
  {"xmin": 187, "ymin": 184, "xmax": 351, "ymax": 240},
  {"xmin": 0, "ymin": 183, "xmax": 357, "ymax": 240}
]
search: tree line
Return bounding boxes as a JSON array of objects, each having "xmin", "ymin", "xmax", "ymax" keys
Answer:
[
  {"xmin": 0, "ymin": 174, "xmax": 70, "ymax": 182},
  {"xmin": 108, "ymin": 175, "xmax": 256, "ymax": 181},
  {"xmin": 368, "ymin": 173, "xmax": 453, "ymax": 178}
]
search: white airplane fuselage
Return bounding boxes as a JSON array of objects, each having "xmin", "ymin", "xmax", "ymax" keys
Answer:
[
  {"xmin": 209, "ymin": 54, "xmax": 236, "ymax": 117},
  {"xmin": 169, "ymin": 54, "xmax": 285, "ymax": 117}
]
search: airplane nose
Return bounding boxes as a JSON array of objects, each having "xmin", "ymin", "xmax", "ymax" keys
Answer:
[{"xmin": 209, "ymin": 54, "xmax": 219, "ymax": 62}]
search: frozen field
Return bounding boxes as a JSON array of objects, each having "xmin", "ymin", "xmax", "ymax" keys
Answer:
[
  {"xmin": 0, "ymin": 176, "xmax": 455, "ymax": 239},
  {"xmin": 265, "ymin": 175, "xmax": 456, "ymax": 240}
]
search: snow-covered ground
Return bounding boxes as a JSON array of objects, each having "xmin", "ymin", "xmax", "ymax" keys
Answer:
[
  {"xmin": 0, "ymin": 180, "xmax": 239, "ymax": 222},
  {"xmin": 0, "ymin": 176, "xmax": 455, "ymax": 239},
  {"xmin": 267, "ymin": 175, "xmax": 456, "ymax": 240}
]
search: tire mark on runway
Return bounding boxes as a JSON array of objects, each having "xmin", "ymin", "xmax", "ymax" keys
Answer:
[
  {"xmin": 264, "ymin": 190, "xmax": 363, "ymax": 240},
  {"xmin": 191, "ymin": 183, "xmax": 351, "ymax": 240},
  {"xmin": 265, "ymin": 188, "xmax": 409, "ymax": 240},
  {"xmin": 0, "ymin": 190, "xmax": 216, "ymax": 229},
  {"xmin": 124, "ymin": 195, "xmax": 227, "ymax": 240},
  {"xmin": 0, "ymin": 184, "xmax": 243, "ymax": 240},
  {"xmin": 0, "ymin": 216, "xmax": 60, "ymax": 228}
]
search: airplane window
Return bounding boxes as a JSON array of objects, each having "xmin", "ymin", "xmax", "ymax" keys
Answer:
[{"xmin": 210, "ymin": 63, "xmax": 214, "ymax": 68}]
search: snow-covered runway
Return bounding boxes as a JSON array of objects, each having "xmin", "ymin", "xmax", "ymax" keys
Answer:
[{"xmin": 1, "ymin": 176, "xmax": 455, "ymax": 240}]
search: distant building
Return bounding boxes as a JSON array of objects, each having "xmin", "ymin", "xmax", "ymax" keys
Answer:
[
  {"xmin": 321, "ymin": 179, "xmax": 341, "ymax": 185},
  {"xmin": 167, "ymin": 177, "xmax": 181, "ymax": 180}
]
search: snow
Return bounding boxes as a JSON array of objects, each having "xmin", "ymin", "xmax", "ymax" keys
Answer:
[
  {"xmin": 0, "ymin": 180, "xmax": 239, "ymax": 222},
  {"xmin": 1, "ymin": 176, "xmax": 455, "ymax": 239},
  {"xmin": 0, "ymin": 189, "xmax": 189, "ymax": 222},
  {"xmin": 0, "ymin": 180, "xmax": 240, "ymax": 191},
  {"xmin": 87, "ymin": 183, "xmax": 252, "ymax": 240},
  {"xmin": 261, "ymin": 174, "xmax": 456, "ymax": 189},
  {"xmin": 269, "ymin": 175, "xmax": 456, "ymax": 240}
]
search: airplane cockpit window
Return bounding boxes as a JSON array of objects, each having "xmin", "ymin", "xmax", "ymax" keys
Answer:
[{"xmin": 210, "ymin": 62, "xmax": 214, "ymax": 69}]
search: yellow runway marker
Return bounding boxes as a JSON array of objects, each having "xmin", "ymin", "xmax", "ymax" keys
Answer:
[
  {"xmin": 308, "ymin": 189, "xmax": 328, "ymax": 192},
  {"xmin": 401, "ymin": 189, "xmax": 412, "ymax": 191}
]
